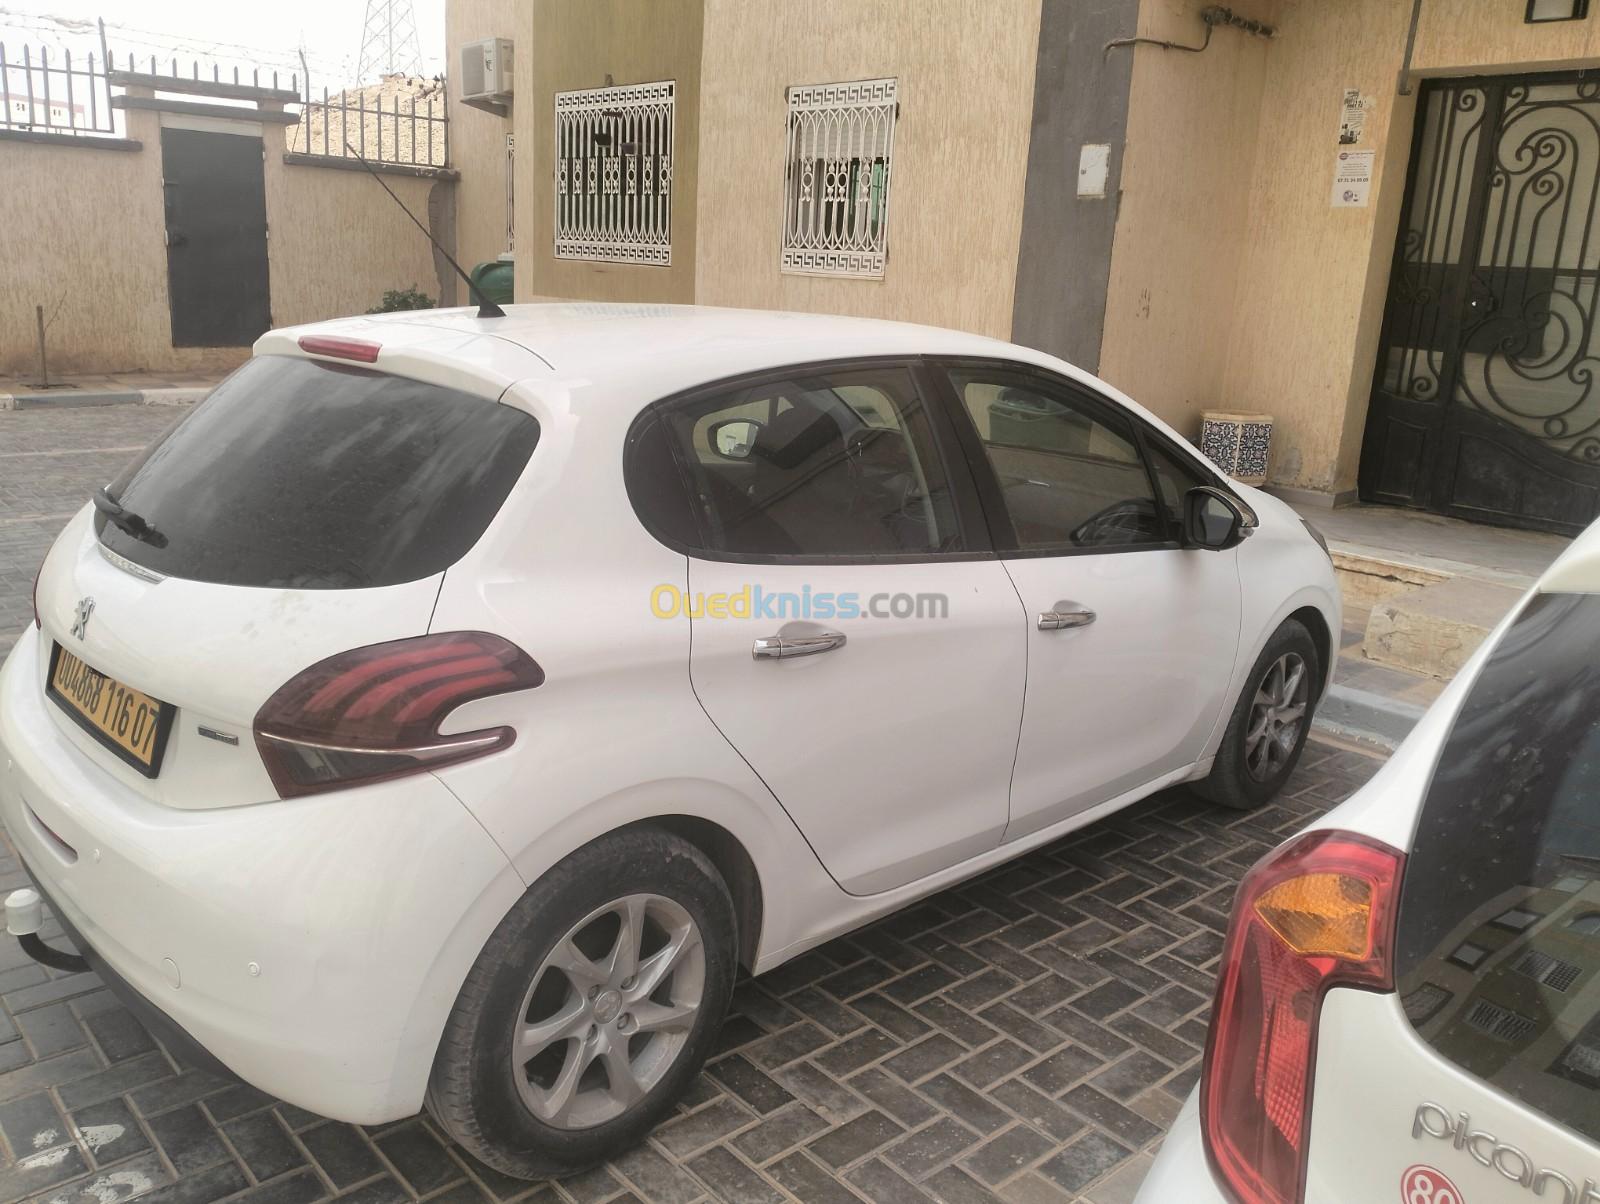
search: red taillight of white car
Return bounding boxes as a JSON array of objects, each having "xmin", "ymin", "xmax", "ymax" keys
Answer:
[
  {"xmin": 253, "ymin": 632, "xmax": 544, "ymax": 798},
  {"xmin": 1200, "ymin": 829, "xmax": 1405, "ymax": 1204}
]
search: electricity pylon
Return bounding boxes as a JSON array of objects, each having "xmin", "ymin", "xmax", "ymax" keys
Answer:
[{"xmin": 356, "ymin": 0, "xmax": 423, "ymax": 82}]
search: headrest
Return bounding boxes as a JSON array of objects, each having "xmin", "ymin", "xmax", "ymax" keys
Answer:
[{"xmin": 750, "ymin": 403, "xmax": 846, "ymax": 471}]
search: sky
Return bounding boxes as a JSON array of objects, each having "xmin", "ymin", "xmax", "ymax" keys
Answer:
[{"xmin": 0, "ymin": 0, "xmax": 447, "ymax": 88}]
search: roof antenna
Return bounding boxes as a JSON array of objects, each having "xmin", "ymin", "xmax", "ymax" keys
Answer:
[{"xmin": 341, "ymin": 140, "xmax": 505, "ymax": 319}]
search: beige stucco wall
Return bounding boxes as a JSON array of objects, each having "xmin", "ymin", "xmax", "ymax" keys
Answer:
[
  {"xmin": 1104, "ymin": 0, "xmax": 1600, "ymax": 498},
  {"xmin": 264, "ymin": 153, "xmax": 445, "ymax": 326},
  {"xmin": 0, "ymin": 104, "xmax": 241, "ymax": 377},
  {"xmin": 1411, "ymin": 1, "xmax": 1600, "ymax": 74},
  {"xmin": 0, "ymin": 98, "xmax": 452, "ymax": 378},
  {"xmin": 511, "ymin": 0, "xmax": 703, "ymax": 304},
  {"xmin": 1098, "ymin": 0, "xmax": 1278, "ymax": 435},
  {"xmin": 693, "ymin": 0, "xmax": 1041, "ymax": 339},
  {"xmin": 446, "ymin": 0, "xmax": 517, "ymax": 281},
  {"xmin": 1217, "ymin": 0, "xmax": 1415, "ymax": 495}
]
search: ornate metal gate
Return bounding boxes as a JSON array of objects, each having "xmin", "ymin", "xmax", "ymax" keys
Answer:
[{"xmin": 1360, "ymin": 74, "xmax": 1600, "ymax": 534}]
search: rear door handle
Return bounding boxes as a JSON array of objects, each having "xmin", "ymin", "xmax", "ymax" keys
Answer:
[
  {"xmin": 1038, "ymin": 609, "xmax": 1095, "ymax": 631},
  {"xmin": 752, "ymin": 631, "xmax": 847, "ymax": 660}
]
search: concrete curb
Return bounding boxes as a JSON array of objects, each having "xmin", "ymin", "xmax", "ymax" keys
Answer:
[
  {"xmin": 0, "ymin": 386, "xmax": 211, "ymax": 410},
  {"xmin": 142, "ymin": 387, "xmax": 210, "ymax": 406},
  {"xmin": 1313, "ymin": 682, "xmax": 1427, "ymax": 752}
]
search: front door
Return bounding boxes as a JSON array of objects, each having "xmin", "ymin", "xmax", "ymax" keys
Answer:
[
  {"xmin": 660, "ymin": 361, "xmax": 1027, "ymax": 897},
  {"xmin": 160, "ymin": 127, "xmax": 271, "ymax": 347},
  {"xmin": 932, "ymin": 362, "xmax": 1242, "ymax": 842},
  {"xmin": 1361, "ymin": 74, "xmax": 1600, "ymax": 534}
]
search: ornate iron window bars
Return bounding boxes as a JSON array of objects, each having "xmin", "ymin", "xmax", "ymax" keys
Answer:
[
  {"xmin": 782, "ymin": 78, "xmax": 898, "ymax": 279},
  {"xmin": 555, "ymin": 80, "xmax": 674, "ymax": 265}
]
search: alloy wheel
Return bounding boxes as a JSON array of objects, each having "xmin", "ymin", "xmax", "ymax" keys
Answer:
[
  {"xmin": 513, "ymin": 893, "xmax": 704, "ymax": 1129},
  {"xmin": 1244, "ymin": 651, "xmax": 1309, "ymax": 782}
]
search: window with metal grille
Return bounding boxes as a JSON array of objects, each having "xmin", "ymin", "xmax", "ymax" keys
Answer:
[
  {"xmin": 781, "ymin": 78, "xmax": 897, "ymax": 279},
  {"xmin": 554, "ymin": 80, "xmax": 674, "ymax": 265},
  {"xmin": 1464, "ymin": 998, "xmax": 1537, "ymax": 1043},
  {"xmin": 1514, "ymin": 949, "xmax": 1583, "ymax": 992},
  {"xmin": 1402, "ymin": 982, "xmax": 1453, "ymax": 1024}
]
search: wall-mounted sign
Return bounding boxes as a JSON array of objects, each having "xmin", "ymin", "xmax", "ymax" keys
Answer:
[
  {"xmin": 1332, "ymin": 149, "xmax": 1375, "ymax": 208},
  {"xmin": 1338, "ymin": 87, "xmax": 1369, "ymax": 145}
]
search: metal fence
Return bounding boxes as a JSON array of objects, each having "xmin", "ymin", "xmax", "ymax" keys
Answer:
[
  {"xmin": 0, "ymin": 24, "xmax": 449, "ymax": 170},
  {"xmin": 0, "ymin": 23, "xmax": 116, "ymax": 136},
  {"xmin": 111, "ymin": 52, "xmax": 298, "ymax": 95},
  {"xmin": 287, "ymin": 78, "xmax": 449, "ymax": 169}
]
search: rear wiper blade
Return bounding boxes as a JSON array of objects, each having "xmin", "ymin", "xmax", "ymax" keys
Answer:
[{"xmin": 93, "ymin": 487, "xmax": 168, "ymax": 549}]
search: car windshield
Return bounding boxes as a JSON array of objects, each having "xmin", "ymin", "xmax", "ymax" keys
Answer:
[
  {"xmin": 94, "ymin": 355, "xmax": 540, "ymax": 589},
  {"xmin": 1396, "ymin": 590, "xmax": 1600, "ymax": 1142}
]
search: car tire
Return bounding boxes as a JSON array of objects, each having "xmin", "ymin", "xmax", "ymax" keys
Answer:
[
  {"xmin": 425, "ymin": 827, "xmax": 737, "ymax": 1179},
  {"xmin": 1195, "ymin": 618, "xmax": 1320, "ymax": 811}
]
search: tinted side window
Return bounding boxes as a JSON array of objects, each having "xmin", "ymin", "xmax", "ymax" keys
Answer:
[
  {"xmin": 948, "ymin": 371, "xmax": 1164, "ymax": 551},
  {"xmin": 638, "ymin": 366, "xmax": 964, "ymax": 558},
  {"xmin": 97, "ymin": 356, "xmax": 539, "ymax": 589}
]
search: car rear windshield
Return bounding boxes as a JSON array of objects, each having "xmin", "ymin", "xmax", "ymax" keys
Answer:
[
  {"xmin": 1396, "ymin": 590, "xmax": 1600, "ymax": 1142},
  {"xmin": 94, "ymin": 355, "xmax": 539, "ymax": 589}
]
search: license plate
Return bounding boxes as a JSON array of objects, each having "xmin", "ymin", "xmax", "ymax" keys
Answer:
[{"xmin": 47, "ymin": 644, "xmax": 174, "ymax": 777}]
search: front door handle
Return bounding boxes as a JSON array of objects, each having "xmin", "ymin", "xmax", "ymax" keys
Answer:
[
  {"xmin": 1038, "ymin": 609, "xmax": 1096, "ymax": 631},
  {"xmin": 752, "ymin": 631, "xmax": 847, "ymax": 660}
]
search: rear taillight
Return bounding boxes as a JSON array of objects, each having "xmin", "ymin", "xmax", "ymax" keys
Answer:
[
  {"xmin": 253, "ymin": 632, "xmax": 543, "ymax": 798},
  {"xmin": 1201, "ymin": 829, "xmax": 1405, "ymax": 1204}
]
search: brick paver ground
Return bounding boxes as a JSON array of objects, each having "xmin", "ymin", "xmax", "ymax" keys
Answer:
[
  {"xmin": 0, "ymin": 405, "xmax": 1386, "ymax": 1204},
  {"xmin": 0, "ymin": 405, "xmax": 188, "ymax": 656}
]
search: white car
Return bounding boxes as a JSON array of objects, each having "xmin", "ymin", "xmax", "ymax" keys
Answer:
[
  {"xmin": 1, "ymin": 304, "xmax": 1336, "ymax": 1178},
  {"xmin": 1136, "ymin": 521, "xmax": 1600, "ymax": 1204}
]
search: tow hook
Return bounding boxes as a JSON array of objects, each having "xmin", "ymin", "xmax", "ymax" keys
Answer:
[{"xmin": 5, "ymin": 888, "xmax": 90, "ymax": 974}]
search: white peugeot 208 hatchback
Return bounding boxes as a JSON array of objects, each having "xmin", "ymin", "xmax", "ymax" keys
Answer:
[
  {"xmin": 1, "ymin": 304, "xmax": 1337, "ymax": 1178},
  {"xmin": 1136, "ymin": 521, "xmax": 1600, "ymax": 1204}
]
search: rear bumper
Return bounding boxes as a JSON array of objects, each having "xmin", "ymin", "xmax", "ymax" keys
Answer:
[
  {"xmin": 0, "ymin": 627, "xmax": 527, "ymax": 1124},
  {"xmin": 1133, "ymin": 1092, "xmax": 1229, "ymax": 1204},
  {"xmin": 18, "ymin": 870, "xmax": 234, "ymax": 1080}
]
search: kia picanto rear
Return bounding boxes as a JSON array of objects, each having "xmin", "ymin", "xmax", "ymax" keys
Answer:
[
  {"xmin": 1137, "ymin": 538, "xmax": 1600, "ymax": 1203},
  {"xmin": 0, "ymin": 349, "xmax": 542, "ymax": 1123}
]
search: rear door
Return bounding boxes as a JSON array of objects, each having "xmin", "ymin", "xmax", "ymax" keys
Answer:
[
  {"xmin": 33, "ymin": 352, "xmax": 541, "ymax": 809},
  {"xmin": 1304, "ymin": 589, "xmax": 1600, "ymax": 1201},
  {"xmin": 643, "ymin": 360, "xmax": 1027, "ymax": 896},
  {"xmin": 931, "ymin": 362, "xmax": 1241, "ymax": 841}
]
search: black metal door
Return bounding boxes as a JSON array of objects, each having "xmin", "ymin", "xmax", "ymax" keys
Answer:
[
  {"xmin": 161, "ymin": 128, "xmax": 271, "ymax": 347},
  {"xmin": 1360, "ymin": 75, "xmax": 1600, "ymax": 535}
]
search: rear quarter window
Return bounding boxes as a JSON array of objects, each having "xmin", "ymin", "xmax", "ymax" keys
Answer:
[{"xmin": 95, "ymin": 355, "xmax": 539, "ymax": 589}]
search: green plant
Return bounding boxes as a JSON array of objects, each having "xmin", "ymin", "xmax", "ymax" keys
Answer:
[{"xmin": 367, "ymin": 285, "xmax": 436, "ymax": 313}]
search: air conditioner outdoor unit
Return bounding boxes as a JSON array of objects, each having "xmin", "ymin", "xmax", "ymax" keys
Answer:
[{"xmin": 460, "ymin": 37, "xmax": 513, "ymax": 105}]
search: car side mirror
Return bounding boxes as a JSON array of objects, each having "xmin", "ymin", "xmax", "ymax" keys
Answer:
[
  {"xmin": 710, "ymin": 418, "xmax": 763, "ymax": 460},
  {"xmin": 1183, "ymin": 486, "xmax": 1249, "ymax": 551}
]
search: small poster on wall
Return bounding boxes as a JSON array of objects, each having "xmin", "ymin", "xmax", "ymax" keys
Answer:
[
  {"xmin": 1332, "ymin": 149, "xmax": 1375, "ymax": 208},
  {"xmin": 1338, "ymin": 87, "xmax": 1369, "ymax": 144}
]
